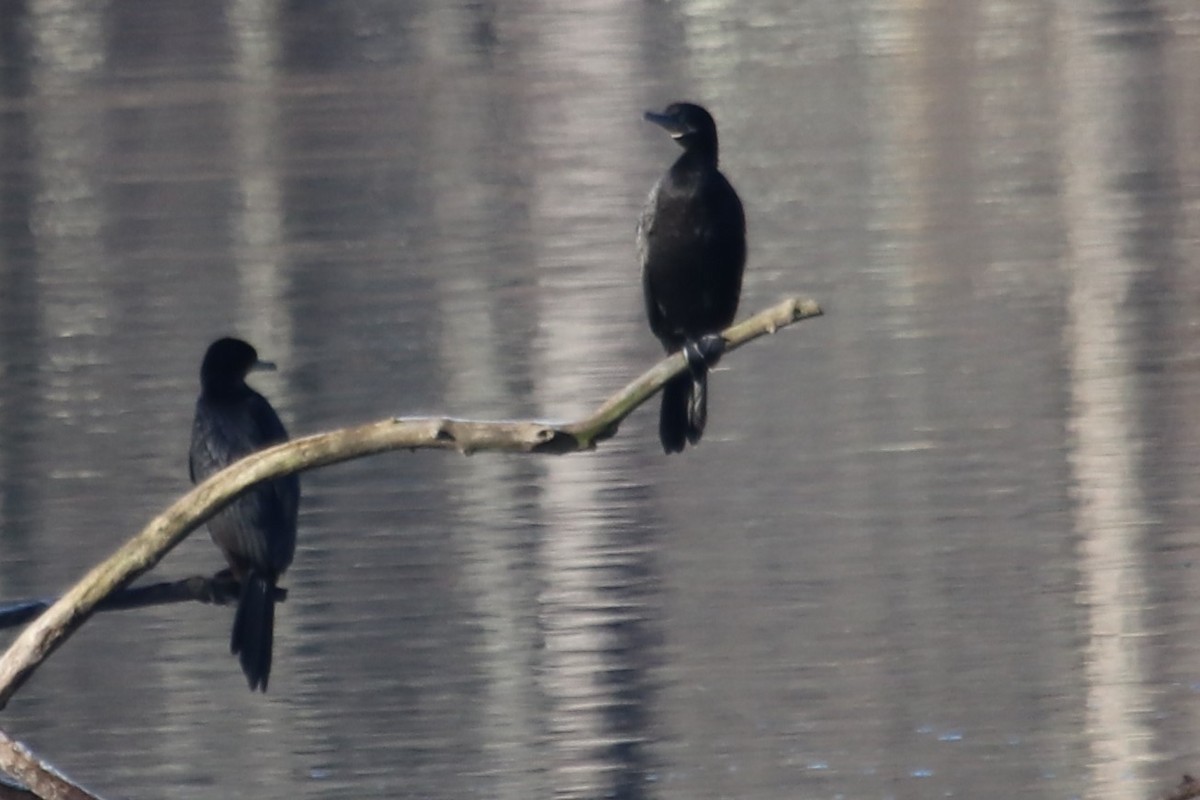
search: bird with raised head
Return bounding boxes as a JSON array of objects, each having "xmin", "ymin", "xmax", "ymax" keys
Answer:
[
  {"xmin": 189, "ymin": 337, "xmax": 299, "ymax": 692},
  {"xmin": 638, "ymin": 101, "xmax": 747, "ymax": 453}
]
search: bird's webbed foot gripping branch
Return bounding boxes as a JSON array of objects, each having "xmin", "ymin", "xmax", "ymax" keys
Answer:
[{"xmin": 0, "ymin": 295, "xmax": 820, "ymax": 799}]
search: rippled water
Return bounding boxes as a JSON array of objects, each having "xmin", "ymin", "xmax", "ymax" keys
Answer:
[{"xmin": 2, "ymin": 2, "xmax": 1200, "ymax": 799}]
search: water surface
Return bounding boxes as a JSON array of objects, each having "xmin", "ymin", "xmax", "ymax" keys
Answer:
[{"xmin": 2, "ymin": 2, "xmax": 1200, "ymax": 799}]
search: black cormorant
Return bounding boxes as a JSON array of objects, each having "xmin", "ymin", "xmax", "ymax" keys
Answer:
[
  {"xmin": 189, "ymin": 337, "xmax": 299, "ymax": 692},
  {"xmin": 638, "ymin": 102, "xmax": 746, "ymax": 453}
]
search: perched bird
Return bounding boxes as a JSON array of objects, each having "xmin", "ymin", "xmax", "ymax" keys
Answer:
[
  {"xmin": 638, "ymin": 102, "xmax": 747, "ymax": 453},
  {"xmin": 189, "ymin": 337, "xmax": 299, "ymax": 692}
]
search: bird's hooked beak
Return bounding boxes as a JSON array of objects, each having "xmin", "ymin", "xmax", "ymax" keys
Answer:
[
  {"xmin": 250, "ymin": 358, "xmax": 277, "ymax": 373},
  {"xmin": 643, "ymin": 109, "xmax": 692, "ymax": 140}
]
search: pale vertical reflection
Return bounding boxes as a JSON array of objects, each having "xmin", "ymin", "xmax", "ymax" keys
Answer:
[
  {"xmin": 1056, "ymin": 5, "xmax": 1154, "ymax": 797},
  {"xmin": 527, "ymin": 4, "xmax": 643, "ymax": 797},
  {"xmin": 427, "ymin": 11, "xmax": 543, "ymax": 797},
  {"xmin": 228, "ymin": 0, "xmax": 293, "ymax": 363},
  {"xmin": 438, "ymin": 280, "xmax": 542, "ymax": 799},
  {"xmin": 27, "ymin": 0, "xmax": 108, "ymax": 362},
  {"xmin": 1165, "ymin": 10, "xmax": 1200, "ymax": 262},
  {"xmin": 150, "ymin": 1, "xmax": 294, "ymax": 787},
  {"xmin": 1161, "ymin": 13, "xmax": 1200, "ymax": 769},
  {"xmin": 844, "ymin": 0, "xmax": 927, "ymax": 762}
]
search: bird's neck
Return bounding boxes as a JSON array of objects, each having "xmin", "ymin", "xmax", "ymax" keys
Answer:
[
  {"xmin": 669, "ymin": 147, "xmax": 719, "ymax": 185},
  {"xmin": 201, "ymin": 381, "xmax": 252, "ymax": 402}
]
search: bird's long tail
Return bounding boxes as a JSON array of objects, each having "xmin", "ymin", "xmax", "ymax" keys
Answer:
[
  {"xmin": 232, "ymin": 571, "xmax": 276, "ymax": 692},
  {"xmin": 659, "ymin": 369, "xmax": 707, "ymax": 453}
]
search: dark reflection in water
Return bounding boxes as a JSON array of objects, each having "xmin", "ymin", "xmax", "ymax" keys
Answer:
[
  {"xmin": 1, "ymin": 2, "xmax": 1200, "ymax": 799},
  {"xmin": 0, "ymin": 3, "xmax": 40, "ymax": 597}
]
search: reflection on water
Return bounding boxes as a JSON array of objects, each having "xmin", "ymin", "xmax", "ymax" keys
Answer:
[
  {"xmin": 1060, "ymin": 3, "xmax": 1165, "ymax": 794},
  {"xmin": 1, "ymin": 2, "xmax": 1200, "ymax": 799}
]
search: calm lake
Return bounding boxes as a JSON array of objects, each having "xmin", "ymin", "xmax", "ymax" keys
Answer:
[{"xmin": 2, "ymin": 2, "xmax": 1200, "ymax": 799}]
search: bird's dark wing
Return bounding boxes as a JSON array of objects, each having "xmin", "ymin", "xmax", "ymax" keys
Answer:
[
  {"xmin": 693, "ymin": 171, "xmax": 747, "ymax": 325},
  {"xmin": 696, "ymin": 171, "xmax": 746, "ymax": 251},
  {"xmin": 189, "ymin": 398, "xmax": 243, "ymax": 484},
  {"xmin": 244, "ymin": 392, "xmax": 300, "ymax": 571},
  {"xmin": 636, "ymin": 182, "xmax": 659, "ymax": 270},
  {"xmin": 190, "ymin": 392, "xmax": 299, "ymax": 575},
  {"xmin": 638, "ymin": 181, "xmax": 680, "ymax": 348}
]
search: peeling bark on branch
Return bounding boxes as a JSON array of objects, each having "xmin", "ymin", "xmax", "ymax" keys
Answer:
[{"xmin": 0, "ymin": 730, "xmax": 100, "ymax": 800}]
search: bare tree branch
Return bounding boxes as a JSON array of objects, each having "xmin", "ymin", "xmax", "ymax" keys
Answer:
[
  {"xmin": 0, "ymin": 575, "xmax": 252, "ymax": 630},
  {"xmin": 0, "ymin": 731, "xmax": 102, "ymax": 800},
  {"xmin": 0, "ymin": 296, "xmax": 820, "ymax": 798},
  {"xmin": 0, "ymin": 774, "xmax": 39, "ymax": 800}
]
